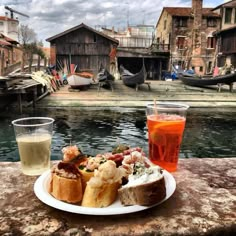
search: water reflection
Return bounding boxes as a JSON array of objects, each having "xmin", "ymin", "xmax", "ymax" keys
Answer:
[{"xmin": 0, "ymin": 107, "xmax": 236, "ymax": 161}]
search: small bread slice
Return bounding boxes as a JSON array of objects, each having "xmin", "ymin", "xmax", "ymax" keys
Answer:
[
  {"xmin": 81, "ymin": 181, "xmax": 120, "ymax": 208},
  {"xmin": 49, "ymin": 173, "xmax": 83, "ymax": 203},
  {"xmin": 78, "ymin": 169, "xmax": 94, "ymax": 192},
  {"xmin": 48, "ymin": 162, "xmax": 83, "ymax": 203},
  {"xmin": 81, "ymin": 160, "xmax": 125, "ymax": 208},
  {"xmin": 118, "ymin": 176, "xmax": 166, "ymax": 206}
]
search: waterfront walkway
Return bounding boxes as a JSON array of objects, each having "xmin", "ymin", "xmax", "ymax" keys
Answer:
[
  {"xmin": 37, "ymin": 80, "xmax": 236, "ymax": 108},
  {"xmin": 1, "ymin": 158, "xmax": 235, "ymax": 235}
]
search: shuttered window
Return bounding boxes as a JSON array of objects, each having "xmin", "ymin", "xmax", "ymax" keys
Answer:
[
  {"xmin": 235, "ymin": 8, "xmax": 236, "ymax": 23},
  {"xmin": 225, "ymin": 8, "xmax": 232, "ymax": 23},
  {"xmin": 176, "ymin": 17, "xmax": 187, "ymax": 27},
  {"xmin": 177, "ymin": 36, "xmax": 186, "ymax": 49},
  {"xmin": 207, "ymin": 37, "xmax": 216, "ymax": 49},
  {"xmin": 207, "ymin": 18, "xmax": 217, "ymax": 27}
]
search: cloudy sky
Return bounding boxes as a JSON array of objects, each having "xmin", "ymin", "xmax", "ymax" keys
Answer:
[{"xmin": 0, "ymin": 0, "xmax": 228, "ymax": 46}]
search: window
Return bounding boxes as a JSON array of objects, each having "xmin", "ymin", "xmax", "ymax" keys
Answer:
[
  {"xmin": 176, "ymin": 36, "xmax": 186, "ymax": 49},
  {"xmin": 0, "ymin": 22, "xmax": 3, "ymax": 26},
  {"xmin": 207, "ymin": 18, "xmax": 217, "ymax": 27},
  {"xmin": 176, "ymin": 17, "xmax": 187, "ymax": 27},
  {"xmin": 207, "ymin": 37, "xmax": 216, "ymax": 49},
  {"xmin": 207, "ymin": 61, "xmax": 212, "ymax": 73},
  {"xmin": 225, "ymin": 8, "xmax": 232, "ymax": 23},
  {"xmin": 93, "ymin": 34, "xmax": 97, "ymax": 43},
  {"xmin": 164, "ymin": 20, "xmax": 167, "ymax": 30},
  {"xmin": 235, "ymin": 8, "xmax": 236, "ymax": 23},
  {"xmin": 199, "ymin": 66, "xmax": 203, "ymax": 72}
]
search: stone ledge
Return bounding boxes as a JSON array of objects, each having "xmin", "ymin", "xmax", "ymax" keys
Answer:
[{"xmin": 0, "ymin": 158, "xmax": 236, "ymax": 235}]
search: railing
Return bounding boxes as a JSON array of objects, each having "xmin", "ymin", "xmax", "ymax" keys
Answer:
[
  {"xmin": 115, "ymin": 37, "xmax": 153, "ymax": 48},
  {"xmin": 150, "ymin": 43, "xmax": 170, "ymax": 52}
]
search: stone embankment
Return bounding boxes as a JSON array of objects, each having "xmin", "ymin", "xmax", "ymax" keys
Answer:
[{"xmin": 37, "ymin": 80, "xmax": 236, "ymax": 108}]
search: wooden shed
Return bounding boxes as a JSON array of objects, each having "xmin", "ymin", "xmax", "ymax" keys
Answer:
[{"xmin": 46, "ymin": 23, "xmax": 119, "ymax": 75}]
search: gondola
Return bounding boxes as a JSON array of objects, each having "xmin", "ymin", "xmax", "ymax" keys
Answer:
[
  {"xmin": 179, "ymin": 72, "xmax": 236, "ymax": 89},
  {"xmin": 97, "ymin": 68, "xmax": 115, "ymax": 82},
  {"xmin": 120, "ymin": 64, "xmax": 147, "ymax": 88},
  {"xmin": 97, "ymin": 66, "xmax": 115, "ymax": 91}
]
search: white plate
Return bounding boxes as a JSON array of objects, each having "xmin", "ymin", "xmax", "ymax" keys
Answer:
[{"xmin": 34, "ymin": 170, "xmax": 176, "ymax": 215}]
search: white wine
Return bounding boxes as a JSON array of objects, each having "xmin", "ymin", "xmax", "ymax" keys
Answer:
[{"xmin": 16, "ymin": 133, "xmax": 52, "ymax": 175}]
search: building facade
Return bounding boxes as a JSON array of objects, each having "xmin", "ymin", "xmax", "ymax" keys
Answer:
[
  {"xmin": 212, "ymin": 0, "xmax": 236, "ymax": 69},
  {"xmin": 46, "ymin": 23, "xmax": 119, "ymax": 74},
  {"xmin": 101, "ymin": 25, "xmax": 154, "ymax": 49},
  {"xmin": 0, "ymin": 15, "xmax": 19, "ymax": 42},
  {"xmin": 155, "ymin": 0, "xmax": 221, "ymax": 75}
]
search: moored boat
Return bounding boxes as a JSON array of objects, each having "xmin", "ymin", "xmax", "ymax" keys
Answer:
[
  {"xmin": 67, "ymin": 74, "xmax": 93, "ymax": 89},
  {"xmin": 179, "ymin": 72, "xmax": 236, "ymax": 87},
  {"xmin": 97, "ymin": 67, "xmax": 115, "ymax": 91},
  {"xmin": 120, "ymin": 64, "xmax": 147, "ymax": 88}
]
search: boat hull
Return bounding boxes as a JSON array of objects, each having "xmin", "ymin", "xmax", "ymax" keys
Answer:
[
  {"xmin": 120, "ymin": 65, "xmax": 146, "ymax": 87},
  {"xmin": 67, "ymin": 74, "xmax": 92, "ymax": 88},
  {"xmin": 179, "ymin": 73, "xmax": 236, "ymax": 87}
]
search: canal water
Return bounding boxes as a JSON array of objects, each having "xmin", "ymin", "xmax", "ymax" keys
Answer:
[{"xmin": 0, "ymin": 107, "xmax": 235, "ymax": 161}]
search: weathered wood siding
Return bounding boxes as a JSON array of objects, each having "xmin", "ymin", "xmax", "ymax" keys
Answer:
[
  {"xmin": 51, "ymin": 28, "xmax": 113, "ymax": 73},
  {"xmin": 220, "ymin": 29, "xmax": 236, "ymax": 54}
]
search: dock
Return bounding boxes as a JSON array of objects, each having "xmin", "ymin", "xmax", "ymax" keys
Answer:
[
  {"xmin": 37, "ymin": 79, "xmax": 236, "ymax": 108},
  {"xmin": 0, "ymin": 77, "xmax": 43, "ymax": 113}
]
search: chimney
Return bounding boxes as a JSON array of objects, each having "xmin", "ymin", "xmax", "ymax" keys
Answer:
[
  {"xmin": 192, "ymin": 0, "xmax": 203, "ymax": 30},
  {"xmin": 192, "ymin": 0, "xmax": 203, "ymax": 51},
  {"xmin": 191, "ymin": 0, "xmax": 204, "ymax": 74}
]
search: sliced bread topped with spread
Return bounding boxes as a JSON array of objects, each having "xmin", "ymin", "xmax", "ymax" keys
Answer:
[{"xmin": 118, "ymin": 163, "xmax": 166, "ymax": 206}]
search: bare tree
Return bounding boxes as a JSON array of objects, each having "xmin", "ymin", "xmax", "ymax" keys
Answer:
[
  {"xmin": 18, "ymin": 24, "xmax": 37, "ymax": 45},
  {"xmin": 18, "ymin": 24, "xmax": 45, "ymax": 72}
]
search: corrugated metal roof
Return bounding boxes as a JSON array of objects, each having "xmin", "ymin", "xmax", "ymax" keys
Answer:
[
  {"xmin": 46, "ymin": 23, "xmax": 119, "ymax": 44},
  {"xmin": 164, "ymin": 7, "xmax": 220, "ymax": 17}
]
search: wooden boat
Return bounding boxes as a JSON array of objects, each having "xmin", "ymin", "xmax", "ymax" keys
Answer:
[
  {"xmin": 179, "ymin": 73, "xmax": 236, "ymax": 88},
  {"xmin": 97, "ymin": 67, "xmax": 115, "ymax": 91},
  {"xmin": 67, "ymin": 74, "xmax": 93, "ymax": 89},
  {"xmin": 97, "ymin": 68, "xmax": 114, "ymax": 82},
  {"xmin": 120, "ymin": 64, "xmax": 147, "ymax": 87}
]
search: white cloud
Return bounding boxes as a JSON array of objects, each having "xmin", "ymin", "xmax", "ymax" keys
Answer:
[{"xmin": 0, "ymin": 0, "xmax": 224, "ymax": 46}]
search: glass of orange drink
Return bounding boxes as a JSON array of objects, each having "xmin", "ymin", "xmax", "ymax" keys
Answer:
[{"xmin": 146, "ymin": 102, "xmax": 189, "ymax": 172}]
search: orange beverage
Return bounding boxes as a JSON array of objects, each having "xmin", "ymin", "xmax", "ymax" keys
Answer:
[{"xmin": 146, "ymin": 103, "xmax": 189, "ymax": 172}]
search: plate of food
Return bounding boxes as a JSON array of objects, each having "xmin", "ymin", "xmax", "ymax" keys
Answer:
[{"xmin": 34, "ymin": 145, "xmax": 176, "ymax": 215}]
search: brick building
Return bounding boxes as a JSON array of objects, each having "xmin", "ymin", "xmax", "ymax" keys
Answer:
[
  {"xmin": 155, "ymin": 0, "xmax": 221, "ymax": 75},
  {"xmin": 212, "ymin": 0, "xmax": 236, "ymax": 69}
]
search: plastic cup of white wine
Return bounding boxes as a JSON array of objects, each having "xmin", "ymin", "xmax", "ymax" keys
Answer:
[{"xmin": 12, "ymin": 117, "xmax": 54, "ymax": 176}]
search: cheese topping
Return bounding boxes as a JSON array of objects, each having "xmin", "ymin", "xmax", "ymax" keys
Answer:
[{"xmin": 123, "ymin": 165, "xmax": 163, "ymax": 188}]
